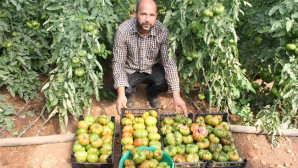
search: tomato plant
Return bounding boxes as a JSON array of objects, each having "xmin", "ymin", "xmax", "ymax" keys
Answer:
[
  {"xmin": 0, "ymin": 94, "xmax": 16, "ymax": 131},
  {"xmin": 0, "ymin": 0, "xmax": 50, "ymax": 102},
  {"xmin": 155, "ymin": 0, "xmax": 255, "ymax": 115},
  {"xmin": 39, "ymin": 0, "xmax": 136, "ymax": 130},
  {"xmin": 237, "ymin": 0, "xmax": 298, "ymax": 145},
  {"xmin": 1, "ymin": 0, "xmax": 296, "ymax": 148}
]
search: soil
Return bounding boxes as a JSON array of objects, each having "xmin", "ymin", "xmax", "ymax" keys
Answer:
[{"xmin": 0, "ymin": 81, "xmax": 297, "ymax": 168}]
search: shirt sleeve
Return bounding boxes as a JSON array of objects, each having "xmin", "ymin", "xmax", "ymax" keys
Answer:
[
  {"xmin": 160, "ymin": 29, "xmax": 180, "ymax": 92},
  {"xmin": 112, "ymin": 29, "xmax": 129, "ymax": 89}
]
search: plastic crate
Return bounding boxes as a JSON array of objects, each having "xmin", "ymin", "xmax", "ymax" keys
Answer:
[
  {"xmin": 119, "ymin": 108, "xmax": 160, "ymax": 159},
  {"xmin": 160, "ymin": 113, "xmax": 207, "ymax": 168},
  {"xmin": 194, "ymin": 113, "xmax": 247, "ymax": 168},
  {"xmin": 70, "ymin": 116, "xmax": 116, "ymax": 168},
  {"xmin": 207, "ymin": 159, "xmax": 247, "ymax": 168}
]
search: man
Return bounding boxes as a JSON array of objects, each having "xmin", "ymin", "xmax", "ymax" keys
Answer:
[{"xmin": 112, "ymin": 0, "xmax": 187, "ymax": 116}]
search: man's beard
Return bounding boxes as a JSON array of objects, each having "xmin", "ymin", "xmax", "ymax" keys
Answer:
[{"xmin": 137, "ymin": 19, "xmax": 152, "ymax": 32}]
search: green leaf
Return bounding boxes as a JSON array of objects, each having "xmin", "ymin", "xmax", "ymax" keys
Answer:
[
  {"xmin": 184, "ymin": 85, "xmax": 189, "ymax": 94},
  {"xmin": 51, "ymin": 97, "xmax": 58, "ymax": 106},
  {"xmin": 163, "ymin": 10, "xmax": 172, "ymax": 25},
  {"xmin": 271, "ymin": 20, "xmax": 282, "ymax": 31},
  {"xmin": 268, "ymin": 6, "xmax": 279, "ymax": 16},
  {"xmin": 10, "ymin": 0, "xmax": 21, "ymax": 11},
  {"xmin": 41, "ymin": 82, "xmax": 50, "ymax": 91},
  {"xmin": 48, "ymin": 106, "xmax": 59, "ymax": 119},
  {"xmin": 240, "ymin": 99, "xmax": 249, "ymax": 105},
  {"xmin": 291, "ymin": 12, "xmax": 298, "ymax": 19},
  {"xmin": 64, "ymin": 113, "xmax": 68, "ymax": 129},
  {"xmin": 0, "ymin": 95, "xmax": 6, "ymax": 101},
  {"xmin": 5, "ymin": 117, "xmax": 15, "ymax": 131},
  {"xmin": 286, "ymin": 20, "xmax": 294, "ymax": 32},
  {"xmin": 25, "ymin": 110, "xmax": 36, "ymax": 117},
  {"xmin": 243, "ymin": 1, "xmax": 252, "ymax": 7},
  {"xmin": 46, "ymin": 4, "xmax": 64, "ymax": 11},
  {"xmin": 104, "ymin": 0, "xmax": 113, "ymax": 6}
]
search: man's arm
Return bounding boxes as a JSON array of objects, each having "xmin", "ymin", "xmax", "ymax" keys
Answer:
[
  {"xmin": 160, "ymin": 29, "xmax": 188, "ymax": 116},
  {"xmin": 112, "ymin": 30, "xmax": 128, "ymax": 115}
]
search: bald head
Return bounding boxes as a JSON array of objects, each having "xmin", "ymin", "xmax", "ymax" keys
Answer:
[
  {"xmin": 136, "ymin": 0, "xmax": 157, "ymax": 13},
  {"xmin": 135, "ymin": 0, "xmax": 158, "ymax": 35}
]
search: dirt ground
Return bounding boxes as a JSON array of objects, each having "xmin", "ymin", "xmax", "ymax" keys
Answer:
[{"xmin": 0, "ymin": 83, "xmax": 297, "ymax": 168}]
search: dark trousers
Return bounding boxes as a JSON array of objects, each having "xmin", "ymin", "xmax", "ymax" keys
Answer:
[{"xmin": 111, "ymin": 63, "xmax": 168, "ymax": 98}]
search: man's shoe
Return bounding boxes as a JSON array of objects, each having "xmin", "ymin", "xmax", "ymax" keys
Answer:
[
  {"xmin": 148, "ymin": 94, "xmax": 161, "ymax": 108},
  {"xmin": 127, "ymin": 93, "xmax": 135, "ymax": 108}
]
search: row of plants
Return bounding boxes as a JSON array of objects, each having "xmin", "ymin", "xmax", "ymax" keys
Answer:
[
  {"xmin": 0, "ymin": 0, "xmax": 297, "ymax": 146},
  {"xmin": 236, "ymin": 0, "xmax": 297, "ymax": 145},
  {"xmin": 154, "ymin": 0, "xmax": 297, "ymax": 145},
  {"xmin": 0, "ymin": 0, "xmax": 136, "ymax": 131}
]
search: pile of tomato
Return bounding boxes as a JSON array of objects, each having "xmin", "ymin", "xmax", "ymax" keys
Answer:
[
  {"xmin": 123, "ymin": 148, "xmax": 171, "ymax": 168},
  {"xmin": 72, "ymin": 115, "xmax": 115, "ymax": 163},
  {"xmin": 26, "ymin": 20, "xmax": 40, "ymax": 30},
  {"xmin": 160, "ymin": 114, "xmax": 242, "ymax": 163},
  {"xmin": 120, "ymin": 110, "xmax": 162, "ymax": 156}
]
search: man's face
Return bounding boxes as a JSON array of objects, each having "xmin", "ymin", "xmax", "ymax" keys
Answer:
[{"xmin": 136, "ymin": 1, "xmax": 157, "ymax": 32}]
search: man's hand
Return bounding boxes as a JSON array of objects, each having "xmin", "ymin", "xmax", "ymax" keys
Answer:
[
  {"xmin": 116, "ymin": 86, "xmax": 127, "ymax": 115},
  {"xmin": 173, "ymin": 91, "xmax": 188, "ymax": 116},
  {"xmin": 116, "ymin": 94, "xmax": 127, "ymax": 115}
]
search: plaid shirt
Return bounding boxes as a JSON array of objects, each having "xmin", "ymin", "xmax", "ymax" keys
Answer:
[{"xmin": 112, "ymin": 17, "xmax": 180, "ymax": 92}]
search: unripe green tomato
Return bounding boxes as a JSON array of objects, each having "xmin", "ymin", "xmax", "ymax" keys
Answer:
[
  {"xmin": 78, "ymin": 23, "xmax": 84, "ymax": 29},
  {"xmin": 31, "ymin": 21, "xmax": 40, "ymax": 30},
  {"xmin": 203, "ymin": 9, "xmax": 213, "ymax": 17},
  {"xmin": 213, "ymin": 5, "xmax": 225, "ymax": 15},
  {"xmin": 41, "ymin": 14, "xmax": 46, "ymax": 20},
  {"xmin": 26, "ymin": 22, "xmax": 33, "ymax": 29},
  {"xmin": 72, "ymin": 57, "xmax": 80, "ymax": 64},
  {"xmin": 191, "ymin": 52, "xmax": 199, "ymax": 59},
  {"xmin": 87, "ymin": 154, "xmax": 98, "ymax": 163},
  {"xmin": 198, "ymin": 93, "xmax": 205, "ymax": 100},
  {"xmin": 78, "ymin": 50, "xmax": 87, "ymax": 57},
  {"xmin": 186, "ymin": 56, "xmax": 193, "ymax": 61},
  {"xmin": 285, "ymin": 43, "xmax": 296, "ymax": 51},
  {"xmin": 203, "ymin": 9, "xmax": 210, "ymax": 16},
  {"xmin": 2, "ymin": 41, "xmax": 13, "ymax": 48},
  {"xmin": 0, "ymin": 11, "xmax": 6, "ymax": 18},
  {"xmin": 32, "ymin": 21, "xmax": 39, "ymax": 27},
  {"xmin": 74, "ymin": 151, "xmax": 87, "ymax": 162},
  {"xmin": 196, "ymin": 33, "xmax": 203, "ymax": 39},
  {"xmin": 75, "ymin": 68, "xmax": 85, "ymax": 77},
  {"xmin": 12, "ymin": 32, "xmax": 20, "ymax": 37},
  {"xmin": 92, "ymin": 29, "xmax": 98, "ymax": 35},
  {"xmin": 252, "ymin": 83, "xmax": 260, "ymax": 89},
  {"xmin": 85, "ymin": 25, "xmax": 95, "ymax": 32},
  {"xmin": 182, "ymin": 49, "xmax": 187, "ymax": 56},
  {"xmin": 57, "ymin": 76, "xmax": 64, "ymax": 83},
  {"xmin": 94, "ymin": 49, "xmax": 99, "ymax": 54},
  {"xmin": 270, "ymin": 87, "xmax": 279, "ymax": 97}
]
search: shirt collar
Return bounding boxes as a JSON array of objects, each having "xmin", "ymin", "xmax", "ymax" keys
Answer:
[{"xmin": 132, "ymin": 17, "xmax": 159, "ymax": 37}]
